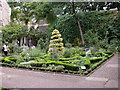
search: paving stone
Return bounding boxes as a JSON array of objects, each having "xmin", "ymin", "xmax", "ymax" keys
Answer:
[
  {"xmin": 106, "ymin": 64, "xmax": 118, "ymax": 68},
  {"xmin": 0, "ymin": 72, "xmax": 5, "ymax": 76},
  {"xmin": 90, "ymin": 54, "xmax": 118, "ymax": 81},
  {"xmin": 85, "ymin": 77, "xmax": 108, "ymax": 82},
  {"xmin": 105, "ymin": 80, "xmax": 118, "ymax": 88}
]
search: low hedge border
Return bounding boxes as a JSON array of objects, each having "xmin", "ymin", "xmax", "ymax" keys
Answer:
[
  {"xmin": 0, "ymin": 63, "xmax": 82, "ymax": 75},
  {"xmin": 30, "ymin": 61, "xmax": 80, "ymax": 71},
  {"xmin": 89, "ymin": 57, "xmax": 103, "ymax": 63},
  {"xmin": 82, "ymin": 53, "xmax": 114, "ymax": 75}
]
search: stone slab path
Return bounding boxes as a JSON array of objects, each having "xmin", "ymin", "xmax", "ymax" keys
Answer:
[{"xmin": 0, "ymin": 54, "xmax": 119, "ymax": 88}]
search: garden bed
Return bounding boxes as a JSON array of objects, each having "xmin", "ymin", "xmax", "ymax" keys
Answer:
[{"xmin": 0, "ymin": 50, "xmax": 114, "ymax": 76}]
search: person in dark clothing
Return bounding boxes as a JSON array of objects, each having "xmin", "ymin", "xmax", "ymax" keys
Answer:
[{"xmin": 2, "ymin": 42, "xmax": 9, "ymax": 56}]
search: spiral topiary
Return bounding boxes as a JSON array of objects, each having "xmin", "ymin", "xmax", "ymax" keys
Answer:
[{"xmin": 48, "ymin": 29, "xmax": 64, "ymax": 60}]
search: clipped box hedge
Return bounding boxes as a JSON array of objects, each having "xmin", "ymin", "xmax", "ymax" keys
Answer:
[
  {"xmin": 89, "ymin": 57, "xmax": 103, "ymax": 63},
  {"xmin": 30, "ymin": 61, "xmax": 79, "ymax": 71},
  {"xmin": 104, "ymin": 51, "xmax": 113, "ymax": 55},
  {"xmin": 1, "ymin": 56, "xmax": 18, "ymax": 62},
  {"xmin": 59, "ymin": 58, "xmax": 73, "ymax": 61},
  {"xmin": 89, "ymin": 57, "xmax": 103, "ymax": 61},
  {"xmin": 0, "ymin": 58, "xmax": 14, "ymax": 64}
]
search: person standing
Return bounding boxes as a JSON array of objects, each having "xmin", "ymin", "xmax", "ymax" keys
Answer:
[{"xmin": 2, "ymin": 42, "xmax": 9, "ymax": 56}]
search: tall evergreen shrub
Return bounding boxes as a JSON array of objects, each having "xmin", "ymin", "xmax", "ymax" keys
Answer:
[{"xmin": 48, "ymin": 29, "xmax": 64, "ymax": 61}]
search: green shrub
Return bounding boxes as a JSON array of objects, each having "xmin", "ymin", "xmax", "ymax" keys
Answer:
[
  {"xmin": 0, "ymin": 56, "xmax": 4, "ymax": 60},
  {"xmin": 36, "ymin": 58, "xmax": 46, "ymax": 62},
  {"xmin": 20, "ymin": 49, "xmax": 29, "ymax": 57},
  {"xmin": 108, "ymin": 54, "xmax": 114, "ymax": 58},
  {"xmin": 8, "ymin": 58, "xmax": 17, "ymax": 62},
  {"xmin": 67, "ymin": 60, "xmax": 85, "ymax": 66},
  {"xmin": 104, "ymin": 51, "xmax": 113, "ymax": 55},
  {"xmin": 50, "ymin": 52, "xmax": 60, "ymax": 61},
  {"xmin": 44, "ymin": 54, "xmax": 52, "ymax": 61},
  {"xmin": 46, "ymin": 64, "xmax": 55, "ymax": 70},
  {"xmin": 60, "ymin": 56, "xmax": 82, "ymax": 61},
  {"xmin": 48, "ymin": 29, "xmax": 64, "ymax": 60},
  {"xmin": 3, "ymin": 56, "xmax": 17, "ymax": 62},
  {"xmin": 63, "ymin": 48, "xmax": 73, "ymax": 58},
  {"xmin": 9, "ymin": 43, "xmax": 23, "ymax": 54},
  {"xmin": 46, "ymin": 65, "xmax": 64, "ymax": 72},
  {"xmin": 65, "ymin": 43, "xmax": 72, "ymax": 48},
  {"xmin": 64, "ymin": 70, "xmax": 69, "ymax": 73},
  {"xmin": 83, "ymin": 69, "xmax": 91, "ymax": 75},
  {"xmin": 1, "ymin": 63, "xmax": 15, "ymax": 67},
  {"xmin": 89, "ymin": 57, "xmax": 103, "ymax": 61},
  {"xmin": 17, "ymin": 64, "xmax": 27, "ymax": 68},
  {"xmin": 30, "ymin": 61, "xmax": 79, "ymax": 71},
  {"xmin": 72, "ymin": 56, "xmax": 82, "ymax": 59},
  {"xmin": 94, "ymin": 52, "xmax": 108, "ymax": 57},
  {"xmin": 60, "ymin": 56, "xmax": 90, "ymax": 66},
  {"xmin": 15, "ymin": 56, "xmax": 25, "ymax": 64},
  {"xmin": 20, "ymin": 61, "xmax": 35, "ymax": 65},
  {"xmin": 63, "ymin": 47, "xmax": 86, "ymax": 58},
  {"xmin": 37, "ymin": 38, "xmax": 49, "ymax": 52},
  {"xmin": 91, "ymin": 63, "xmax": 100, "ymax": 70},
  {"xmin": 55, "ymin": 65, "xmax": 65, "ymax": 71},
  {"xmin": 1, "ymin": 58, "xmax": 14, "ymax": 64},
  {"xmin": 20, "ymin": 48, "xmax": 45, "ymax": 60},
  {"xmin": 30, "ymin": 62, "xmax": 45, "ymax": 67},
  {"xmin": 80, "ymin": 52, "xmax": 86, "ymax": 57},
  {"xmin": 83, "ymin": 59, "xmax": 91, "ymax": 66},
  {"xmin": 59, "ymin": 58, "xmax": 73, "ymax": 61},
  {"xmin": 73, "ymin": 46, "xmax": 81, "ymax": 55},
  {"xmin": 28, "ymin": 48, "xmax": 45, "ymax": 57}
]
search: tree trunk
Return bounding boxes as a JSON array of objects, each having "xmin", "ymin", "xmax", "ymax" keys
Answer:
[
  {"xmin": 24, "ymin": 20, "xmax": 29, "ymax": 46},
  {"xmin": 77, "ymin": 21, "xmax": 85, "ymax": 46},
  {"xmin": 20, "ymin": 37, "xmax": 23, "ymax": 46},
  {"xmin": 71, "ymin": 2, "xmax": 85, "ymax": 46}
]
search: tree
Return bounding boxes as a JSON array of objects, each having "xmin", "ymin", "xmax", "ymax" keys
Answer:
[
  {"xmin": 71, "ymin": 2, "xmax": 85, "ymax": 46},
  {"xmin": 27, "ymin": 26, "xmax": 47, "ymax": 46},
  {"xmin": 33, "ymin": 2, "xmax": 56, "ymax": 24},
  {"xmin": 8, "ymin": 2, "xmax": 56, "ymax": 46},
  {"xmin": 9, "ymin": 2, "xmax": 56, "ymax": 25},
  {"xmin": 9, "ymin": 2, "xmax": 37, "ymax": 25},
  {"xmin": 2, "ymin": 23, "xmax": 27, "ymax": 44},
  {"xmin": 49, "ymin": 2, "xmax": 85, "ymax": 46}
]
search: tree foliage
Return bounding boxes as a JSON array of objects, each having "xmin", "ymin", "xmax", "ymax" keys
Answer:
[
  {"xmin": 51, "ymin": 14, "xmax": 80, "ymax": 45},
  {"xmin": 2, "ymin": 23, "xmax": 27, "ymax": 42},
  {"xmin": 50, "ymin": 10, "xmax": 119, "ymax": 49},
  {"xmin": 6, "ymin": 2, "xmax": 120, "ymax": 51},
  {"xmin": 8, "ymin": 2, "xmax": 56, "ymax": 25},
  {"xmin": 28, "ymin": 26, "xmax": 47, "ymax": 46},
  {"xmin": 48, "ymin": 2, "xmax": 120, "ymax": 46}
]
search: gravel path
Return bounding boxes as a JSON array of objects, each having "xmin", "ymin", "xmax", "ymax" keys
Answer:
[{"xmin": 0, "ymin": 54, "xmax": 119, "ymax": 88}]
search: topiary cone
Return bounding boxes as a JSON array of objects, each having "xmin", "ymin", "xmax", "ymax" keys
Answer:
[{"xmin": 48, "ymin": 29, "xmax": 64, "ymax": 60}]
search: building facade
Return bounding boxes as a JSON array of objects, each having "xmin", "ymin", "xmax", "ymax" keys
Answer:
[{"xmin": 0, "ymin": 0, "xmax": 11, "ymax": 26}]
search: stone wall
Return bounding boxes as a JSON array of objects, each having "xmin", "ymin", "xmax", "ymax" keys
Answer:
[{"xmin": 0, "ymin": 0, "xmax": 11, "ymax": 26}]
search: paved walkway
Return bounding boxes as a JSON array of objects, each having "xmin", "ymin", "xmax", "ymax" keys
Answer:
[{"xmin": 0, "ymin": 54, "xmax": 119, "ymax": 88}]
